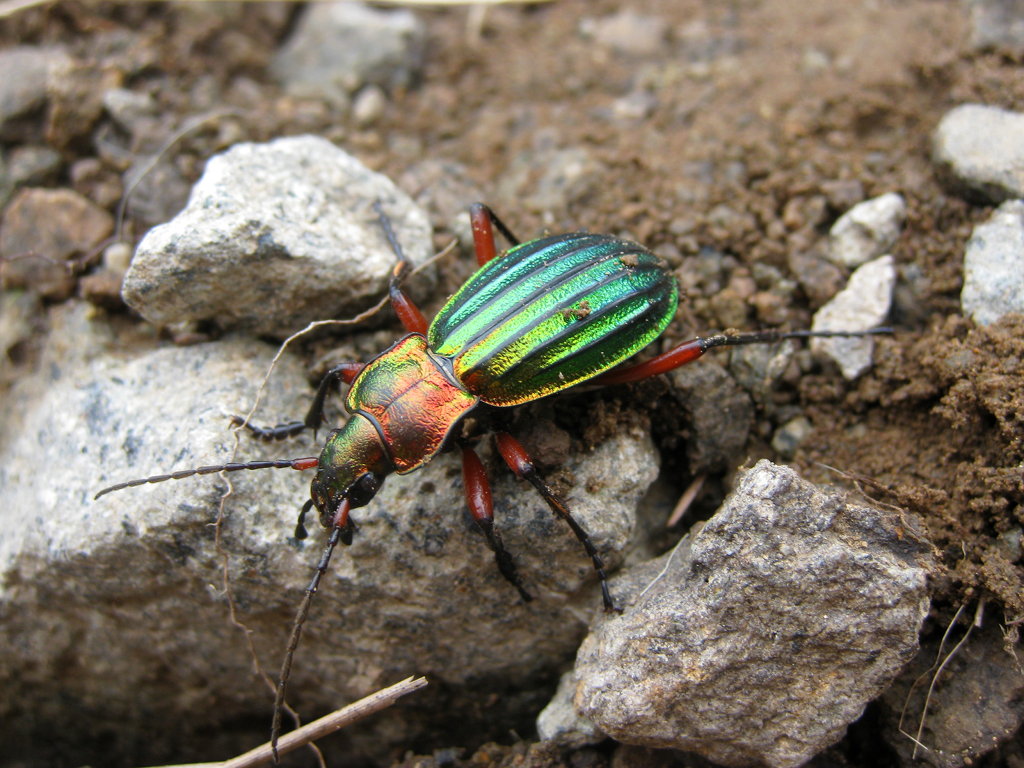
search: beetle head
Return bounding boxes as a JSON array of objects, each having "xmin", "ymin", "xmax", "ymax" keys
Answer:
[{"xmin": 310, "ymin": 414, "xmax": 392, "ymax": 528}]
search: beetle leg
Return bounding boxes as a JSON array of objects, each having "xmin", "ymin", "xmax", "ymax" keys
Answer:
[
  {"xmin": 594, "ymin": 327, "xmax": 894, "ymax": 386},
  {"xmin": 231, "ymin": 362, "xmax": 364, "ymax": 441},
  {"xmin": 494, "ymin": 431, "xmax": 616, "ymax": 612},
  {"xmin": 461, "ymin": 443, "xmax": 532, "ymax": 603},
  {"xmin": 373, "ymin": 200, "xmax": 429, "ymax": 335},
  {"xmin": 469, "ymin": 203, "xmax": 521, "ymax": 266}
]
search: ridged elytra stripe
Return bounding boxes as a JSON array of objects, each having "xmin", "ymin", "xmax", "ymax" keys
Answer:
[
  {"xmin": 432, "ymin": 234, "xmax": 635, "ymax": 351},
  {"xmin": 428, "ymin": 233, "xmax": 678, "ymax": 406},
  {"xmin": 483, "ymin": 275, "xmax": 668, "ymax": 380},
  {"xmin": 456, "ymin": 266, "xmax": 660, "ymax": 379},
  {"xmin": 448, "ymin": 257, "xmax": 643, "ymax": 365},
  {"xmin": 456, "ymin": 277, "xmax": 671, "ymax": 404}
]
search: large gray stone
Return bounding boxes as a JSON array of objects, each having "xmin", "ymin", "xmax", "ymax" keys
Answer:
[
  {"xmin": 573, "ymin": 460, "xmax": 932, "ymax": 768},
  {"xmin": 0, "ymin": 323, "xmax": 658, "ymax": 761},
  {"xmin": 123, "ymin": 135, "xmax": 434, "ymax": 338}
]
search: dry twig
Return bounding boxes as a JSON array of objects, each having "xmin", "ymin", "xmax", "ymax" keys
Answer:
[{"xmin": 139, "ymin": 676, "xmax": 428, "ymax": 768}]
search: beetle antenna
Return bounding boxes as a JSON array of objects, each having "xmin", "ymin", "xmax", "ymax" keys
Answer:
[
  {"xmin": 93, "ymin": 457, "xmax": 320, "ymax": 500},
  {"xmin": 700, "ymin": 326, "xmax": 893, "ymax": 351},
  {"xmin": 272, "ymin": 500, "xmax": 354, "ymax": 763}
]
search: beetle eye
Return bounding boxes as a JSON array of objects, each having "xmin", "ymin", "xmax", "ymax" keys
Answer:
[{"xmin": 347, "ymin": 472, "xmax": 382, "ymax": 508}]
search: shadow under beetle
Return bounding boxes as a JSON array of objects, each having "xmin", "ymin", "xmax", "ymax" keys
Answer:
[{"xmin": 95, "ymin": 202, "xmax": 890, "ymax": 755}]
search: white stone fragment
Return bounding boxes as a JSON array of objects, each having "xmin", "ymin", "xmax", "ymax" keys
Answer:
[
  {"xmin": 827, "ymin": 192, "xmax": 906, "ymax": 268},
  {"xmin": 961, "ymin": 199, "xmax": 1024, "ymax": 325},
  {"xmin": 811, "ymin": 254, "xmax": 896, "ymax": 380},
  {"xmin": 933, "ymin": 104, "xmax": 1024, "ymax": 203}
]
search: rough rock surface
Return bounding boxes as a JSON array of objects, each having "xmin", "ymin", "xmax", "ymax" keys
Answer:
[
  {"xmin": 0, "ymin": 318, "xmax": 658, "ymax": 758},
  {"xmin": 122, "ymin": 135, "xmax": 434, "ymax": 338},
  {"xmin": 573, "ymin": 460, "xmax": 932, "ymax": 768},
  {"xmin": 536, "ymin": 670, "xmax": 603, "ymax": 748},
  {"xmin": 880, "ymin": 617, "xmax": 1024, "ymax": 768}
]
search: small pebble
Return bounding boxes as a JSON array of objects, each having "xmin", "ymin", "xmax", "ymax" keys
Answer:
[
  {"xmin": 352, "ymin": 84, "xmax": 387, "ymax": 127},
  {"xmin": 580, "ymin": 11, "xmax": 669, "ymax": 55},
  {"xmin": 811, "ymin": 254, "xmax": 895, "ymax": 380},
  {"xmin": 772, "ymin": 415, "xmax": 813, "ymax": 458},
  {"xmin": 827, "ymin": 192, "xmax": 906, "ymax": 268},
  {"xmin": 961, "ymin": 200, "xmax": 1024, "ymax": 326},
  {"xmin": 271, "ymin": 1, "xmax": 426, "ymax": 104},
  {"xmin": 933, "ymin": 104, "xmax": 1024, "ymax": 203}
]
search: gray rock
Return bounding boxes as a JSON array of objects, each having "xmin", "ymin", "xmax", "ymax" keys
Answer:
[
  {"xmin": 933, "ymin": 104, "xmax": 1024, "ymax": 203},
  {"xmin": 573, "ymin": 460, "xmax": 932, "ymax": 768},
  {"xmin": 536, "ymin": 670, "xmax": 604, "ymax": 748},
  {"xmin": 811, "ymin": 254, "xmax": 895, "ymax": 380},
  {"xmin": 969, "ymin": 0, "xmax": 1024, "ymax": 54},
  {"xmin": 960, "ymin": 199, "xmax": 1024, "ymax": 326},
  {"xmin": 102, "ymin": 87, "xmax": 159, "ymax": 134},
  {"xmin": 788, "ymin": 247, "xmax": 845, "ymax": 307},
  {"xmin": 271, "ymin": 2, "xmax": 425, "ymax": 105},
  {"xmin": 0, "ymin": 327, "xmax": 658, "ymax": 758},
  {"xmin": 820, "ymin": 178, "xmax": 866, "ymax": 213},
  {"xmin": 5, "ymin": 145, "xmax": 62, "ymax": 189},
  {"xmin": 352, "ymin": 84, "xmax": 388, "ymax": 127},
  {"xmin": 0, "ymin": 46, "xmax": 71, "ymax": 141},
  {"xmin": 772, "ymin": 415, "xmax": 813, "ymax": 458},
  {"xmin": 122, "ymin": 135, "xmax": 434, "ymax": 338},
  {"xmin": 827, "ymin": 192, "xmax": 906, "ymax": 268},
  {"xmin": 610, "ymin": 90, "xmax": 658, "ymax": 122},
  {"xmin": 727, "ymin": 337, "xmax": 798, "ymax": 400},
  {"xmin": 663, "ymin": 358, "xmax": 754, "ymax": 475},
  {"xmin": 880, "ymin": 616, "xmax": 1024, "ymax": 768},
  {"xmin": 122, "ymin": 153, "xmax": 193, "ymax": 231}
]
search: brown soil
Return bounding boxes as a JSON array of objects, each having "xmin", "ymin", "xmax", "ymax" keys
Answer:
[{"xmin": 2, "ymin": 1, "xmax": 1022, "ymax": 767}]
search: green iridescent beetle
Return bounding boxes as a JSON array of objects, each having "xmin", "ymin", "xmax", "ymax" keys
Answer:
[{"xmin": 95, "ymin": 202, "xmax": 889, "ymax": 754}]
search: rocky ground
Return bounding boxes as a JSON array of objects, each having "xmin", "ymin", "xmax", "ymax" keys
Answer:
[{"xmin": 1, "ymin": 2, "xmax": 1022, "ymax": 768}]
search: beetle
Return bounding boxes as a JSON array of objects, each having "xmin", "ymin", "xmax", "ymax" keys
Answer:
[{"xmin": 95, "ymin": 202, "xmax": 889, "ymax": 755}]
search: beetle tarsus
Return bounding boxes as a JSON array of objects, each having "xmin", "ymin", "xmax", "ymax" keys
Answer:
[
  {"xmin": 495, "ymin": 432, "xmax": 616, "ymax": 612},
  {"xmin": 231, "ymin": 415, "xmax": 307, "ymax": 441},
  {"xmin": 461, "ymin": 444, "xmax": 533, "ymax": 602}
]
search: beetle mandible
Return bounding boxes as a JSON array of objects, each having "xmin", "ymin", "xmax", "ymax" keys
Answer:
[{"xmin": 95, "ymin": 201, "xmax": 889, "ymax": 754}]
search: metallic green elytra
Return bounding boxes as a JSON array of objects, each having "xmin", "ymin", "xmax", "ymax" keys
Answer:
[{"xmin": 429, "ymin": 233, "xmax": 679, "ymax": 406}]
